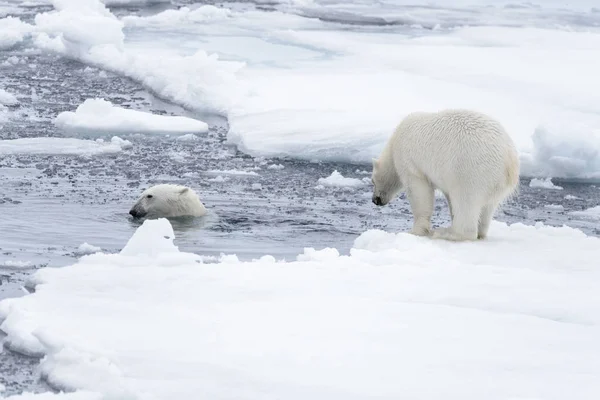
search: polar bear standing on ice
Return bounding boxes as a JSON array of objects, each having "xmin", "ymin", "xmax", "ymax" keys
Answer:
[
  {"xmin": 129, "ymin": 184, "xmax": 207, "ymax": 219},
  {"xmin": 371, "ymin": 109, "xmax": 519, "ymax": 241}
]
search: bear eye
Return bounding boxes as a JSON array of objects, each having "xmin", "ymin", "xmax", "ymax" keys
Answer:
[{"xmin": 146, "ymin": 194, "xmax": 153, "ymax": 199}]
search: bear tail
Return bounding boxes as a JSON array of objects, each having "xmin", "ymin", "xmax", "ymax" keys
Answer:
[{"xmin": 503, "ymin": 149, "xmax": 521, "ymax": 200}]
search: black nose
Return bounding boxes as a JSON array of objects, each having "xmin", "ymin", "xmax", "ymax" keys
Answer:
[
  {"xmin": 129, "ymin": 209, "xmax": 138, "ymax": 217},
  {"xmin": 373, "ymin": 196, "xmax": 383, "ymax": 206}
]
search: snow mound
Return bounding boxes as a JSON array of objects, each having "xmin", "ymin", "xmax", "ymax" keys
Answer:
[
  {"xmin": 0, "ymin": 219, "xmax": 599, "ymax": 399},
  {"xmin": 529, "ymin": 177, "xmax": 563, "ymax": 190},
  {"xmin": 0, "ymin": 137, "xmax": 132, "ymax": 156},
  {"xmin": 317, "ymin": 170, "xmax": 368, "ymax": 188},
  {"xmin": 54, "ymin": 98, "xmax": 208, "ymax": 134},
  {"xmin": 0, "ymin": 88, "xmax": 18, "ymax": 106}
]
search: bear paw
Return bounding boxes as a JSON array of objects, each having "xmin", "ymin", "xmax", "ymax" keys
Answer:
[
  {"xmin": 432, "ymin": 227, "xmax": 476, "ymax": 242},
  {"xmin": 410, "ymin": 226, "xmax": 431, "ymax": 237}
]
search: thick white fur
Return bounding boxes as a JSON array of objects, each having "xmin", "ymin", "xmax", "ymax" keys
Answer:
[
  {"xmin": 129, "ymin": 184, "xmax": 207, "ymax": 219},
  {"xmin": 371, "ymin": 109, "xmax": 520, "ymax": 241}
]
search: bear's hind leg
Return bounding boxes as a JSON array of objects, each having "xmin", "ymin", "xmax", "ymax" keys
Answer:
[
  {"xmin": 477, "ymin": 202, "xmax": 497, "ymax": 240},
  {"xmin": 406, "ymin": 177, "xmax": 434, "ymax": 237},
  {"xmin": 443, "ymin": 191, "xmax": 453, "ymax": 220},
  {"xmin": 433, "ymin": 194, "xmax": 480, "ymax": 241}
]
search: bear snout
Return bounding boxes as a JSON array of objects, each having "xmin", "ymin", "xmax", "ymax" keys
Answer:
[
  {"xmin": 129, "ymin": 207, "xmax": 146, "ymax": 218},
  {"xmin": 372, "ymin": 196, "xmax": 384, "ymax": 206}
]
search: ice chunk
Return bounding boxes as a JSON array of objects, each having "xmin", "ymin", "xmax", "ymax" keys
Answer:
[
  {"xmin": 0, "ymin": 16, "xmax": 33, "ymax": 49},
  {"xmin": 267, "ymin": 164, "xmax": 285, "ymax": 170},
  {"xmin": 34, "ymin": 1, "xmax": 124, "ymax": 55},
  {"xmin": 0, "ymin": 260, "xmax": 33, "ymax": 270},
  {"xmin": 122, "ymin": 5, "xmax": 231, "ymax": 27},
  {"xmin": 523, "ymin": 123, "xmax": 600, "ymax": 180},
  {"xmin": 544, "ymin": 204, "xmax": 564, "ymax": 211},
  {"xmin": 120, "ymin": 218, "xmax": 178, "ymax": 257},
  {"xmin": 0, "ymin": 137, "xmax": 132, "ymax": 156},
  {"xmin": 175, "ymin": 133, "xmax": 200, "ymax": 142},
  {"xmin": 529, "ymin": 177, "xmax": 563, "ymax": 190},
  {"xmin": 207, "ymin": 175, "xmax": 228, "ymax": 183},
  {"xmin": 206, "ymin": 169, "xmax": 259, "ymax": 176},
  {"xmin": 0, "ymin": 88, "xmax": 18, "ymax": 106},
  {"xmin": 2, "ymin": 392, "xmax": 102, "ymax": 400},
  {"xmin": 77, "ymin": 243, "xmax": 102, "ymax": 255},
  {"xmin": 317, "ymin": 170, "xmax": 367, "ymax": 188},
  {"xmin": 570, "ymin": 205, "xmax": 600, "ymax": 220},
  {"xmin": 54, "ymin": 98, "xmax": 208, "ymax": 134}
]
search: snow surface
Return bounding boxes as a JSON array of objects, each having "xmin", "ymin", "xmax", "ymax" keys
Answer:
[
  {"xmin": 54, "ymin": 98, "xmax": 208, "ymax": 134},
  {"xmin": 1, "ymin": 218, "xmax": 600, "ymax": 399},
  {"xmin": 317, "ymin": 170, "xmax": 368, "ymax": 188},
  {"xmin": 20, "ymin": 0, "xmax": 600, "ymax": 180},
  {"xmin": 0, "ymin": 137, "xmax": 132, "ymax": 156},
  {"xmin": 529, "ymin": 177, "xmax": 563, "ymax": 190}
]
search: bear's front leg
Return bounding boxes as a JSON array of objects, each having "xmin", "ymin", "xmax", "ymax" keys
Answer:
[{"xmin": 406, "ymin": 177, "xmax": 434, "ymax": 237}]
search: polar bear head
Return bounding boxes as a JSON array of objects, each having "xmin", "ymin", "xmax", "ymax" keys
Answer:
[
  {"xmin": 371, "ymin": 158, "xmax": 403, "ymax": 206},
  {"xmin": 129, "ymin": 184, "xmax": 207, "ymax": 219}
]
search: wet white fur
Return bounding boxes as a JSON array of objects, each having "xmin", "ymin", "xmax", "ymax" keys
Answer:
[
  {"xmin": 130, "ymin": 184, "xmax": 207, "ymax": 218},
  {"xmin": 371, "ymin": 109, "xmax": 520, "ymax": 241}
]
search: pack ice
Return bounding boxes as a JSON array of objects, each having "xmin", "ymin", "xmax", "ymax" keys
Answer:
[{"xmin": 0, "ymin": 218, "xmax": 599, "ymax": 400}]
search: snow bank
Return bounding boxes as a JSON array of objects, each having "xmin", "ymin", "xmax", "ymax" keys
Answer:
[
  {"xmin": 1, "ymin": 219, "xmax": 600, "ymax": 399},
  {"xmin": 317, "ymin": 170, "xmax": 368, "ymax": 188},
  {"xmin": 0, "ymin": 88, "xmax": 18, "ymax": 106},
  {"xmin": 26, "ymin": 1, "xmax": 600, "ymax": 180},
  {"xmin": 0, "ymin": 137, "xmax": 132, "ymax": 156},
  {"xmin": 54, "ymin": 98, "xmax": 209, "ymax": 134}
]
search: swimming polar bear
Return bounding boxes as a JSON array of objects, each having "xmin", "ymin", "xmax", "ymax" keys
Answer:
[
  {"xmin": 371, "ymin": 109, "xmax": 520, "ymax": 241},
  {"xmin": 129, "ymin": 184, "xmax": 207, "ymax": 219}
]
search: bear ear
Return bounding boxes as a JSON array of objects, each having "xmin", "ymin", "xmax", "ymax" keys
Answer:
[{"xmin": 178, "ymin": 187, "xmax": 189, "ymax": 195}]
